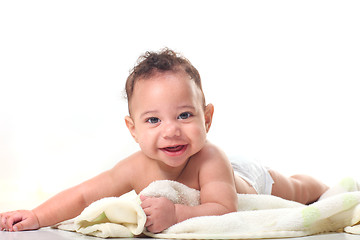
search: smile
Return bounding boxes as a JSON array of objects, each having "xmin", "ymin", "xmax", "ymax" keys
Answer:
[{"xmin": 160, "ymin": 145, "xmax": 188, "ymax": 156}]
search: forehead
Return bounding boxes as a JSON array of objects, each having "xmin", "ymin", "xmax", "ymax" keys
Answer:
[{"xmin": 129, "ymin": 71, "xmax": 204, "ymax": 114}]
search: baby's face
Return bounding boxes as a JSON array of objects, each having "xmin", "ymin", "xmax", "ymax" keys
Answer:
[{"xmin": 126, "ymin": 71, "xmax": 213, "ymax": 169}]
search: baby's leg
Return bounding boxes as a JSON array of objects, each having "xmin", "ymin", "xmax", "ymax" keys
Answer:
[
  {"xmin": 234, "ymin": 175, "xmax": 257, "ymax": 194},
  {"xmin": 269, "ymin": 170, "xmax": 328, "ymax": 204}
]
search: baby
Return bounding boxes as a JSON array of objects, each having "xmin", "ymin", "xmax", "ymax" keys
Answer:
[{"xmin": 0, "ymin": 48, "xmax": 328, "ymax": 233}]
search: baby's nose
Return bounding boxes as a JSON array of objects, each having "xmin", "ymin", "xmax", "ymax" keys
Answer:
[{"xmin": 162, "ymin": 122, "xmax": 181, "ymax": 138}]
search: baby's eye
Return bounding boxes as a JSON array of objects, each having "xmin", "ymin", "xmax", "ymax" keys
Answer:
[
  {"xmin": 178, "ymin": 112, "xmax": 193, "ymax": 120},
  {"xmin": 146, "ymin": 117, "xmax": 160, "ymax": 124}
]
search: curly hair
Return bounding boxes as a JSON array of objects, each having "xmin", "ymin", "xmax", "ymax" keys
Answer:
[{"xmin": 125, "ymin": 48, "xmax": 205, "ymax": 113}]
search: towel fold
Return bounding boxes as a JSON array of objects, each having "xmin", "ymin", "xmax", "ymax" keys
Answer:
[
  {"xmin": 54, "ymin": 178, "xmax": 360, "ymax": 239},
  {"xmin": 54, "ymin": 190, "xmax": 146, "ymax": 238}
]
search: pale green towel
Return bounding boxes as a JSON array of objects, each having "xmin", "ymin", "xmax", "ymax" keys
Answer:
[{"xmin": 54, "ymin": 178, "xmax": 360, "ymax": 239}]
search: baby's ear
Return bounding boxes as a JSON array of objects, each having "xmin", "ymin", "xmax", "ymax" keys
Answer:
[
  {"xmin": 125, "ymin": 116, "xmax": 138, "ymax": 142},
  {"xmin": 204, "ymin": 104, "xmax": 214, "ymax": 132}
]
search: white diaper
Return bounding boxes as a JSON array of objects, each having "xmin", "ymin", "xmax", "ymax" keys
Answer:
[{"xmin": 231, "ymin": 157, "xmax": 274, "ymax": 195}]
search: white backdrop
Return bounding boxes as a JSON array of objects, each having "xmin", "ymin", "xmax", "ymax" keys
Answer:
[{"xmin": 1, "ymin": 0, "xmax": 359, "ymax": 211}]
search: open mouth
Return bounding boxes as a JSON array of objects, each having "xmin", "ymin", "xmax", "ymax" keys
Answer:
[
  {"xmin": 161, "ymin": 145, "xmax": 188, "ymax": 156},
  {"xmin": 164, "ymin": 145, "xmax": 185, "ymax": 152}
]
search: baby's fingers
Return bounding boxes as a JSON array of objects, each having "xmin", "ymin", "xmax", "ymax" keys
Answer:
[
  {"xmin": 13, "ymin": 217, "xmax": 34, "ymax": 231},
  {"xmin": 5, "ymin": 212, "xmax": 22, "ymax": 231},
  {"xmin": 14, "ymin": 211, "xmax": 39, "ymax": 231},
  {"xmin": 0, "ymin": 213, "xmax": 6, "ymax": 230},
  {"xmin": 0, "ymin": 212, "xmax": 13, "ymax": 230},
  {"xmin": 2, "ymin": 210, "xmax": 39, "ymax": 232},
  {"xmin": 140, "ymin": 195, "xmax": 149, "ymax": 202}
]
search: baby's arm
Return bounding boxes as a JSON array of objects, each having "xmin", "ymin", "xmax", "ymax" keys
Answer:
[
  {"xmin": 141, "ymin": 144, "xmax": 238, "ymax": 233},
  {"xmin": 175, "ymin": 148, "xmax": 238, "ymax": 221},
  {"xmin": 0, "ymin": 184, "xmax": 88, "ymax": 232},
  {"xmin": 0, "ymin": 183, "xmax": 92, "ymax": 231},
  {"xmin": 0, "ymin": 159, "xmax": 133, "ymax": 232}
]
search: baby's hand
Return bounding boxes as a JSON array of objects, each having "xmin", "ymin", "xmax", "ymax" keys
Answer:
[
  {"xmin": 140, "ymin": 195, "xmax": 177, "ymax": 233},
  {"xmin": 0, "ymin": 210, "xmax": 40, "ymax": 232}
]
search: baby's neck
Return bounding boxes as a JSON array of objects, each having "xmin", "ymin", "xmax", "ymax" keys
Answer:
[{"xmin": 154, "ymin": 157, "xmax": 191, "ymax": 181}]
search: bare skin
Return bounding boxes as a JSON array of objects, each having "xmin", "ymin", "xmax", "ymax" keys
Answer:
[
  {"xmin": 0, "ymin": 144, "xmax": 238, "ymax": 233},
  {"xmin": 269, "ymin": 171, "xmax": 329, "ymax": 204},
  {"xmin": 0, "ymin": 70, "xmax": 328, "ymax": 234},
  {"xmin": 234, "ymin": 170, "xmax": 328, "ymax": 204},
  {"xmin": 0, "ymin": 71, "xmax": 238, "ymax": 233}
]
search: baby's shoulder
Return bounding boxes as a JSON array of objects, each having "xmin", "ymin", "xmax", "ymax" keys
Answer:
[
  {"xmin": 111, "ymin": 151, "xmax": 154, "ymax": 192},
  {"xmin": 198, "ymin": 141, "xmax": 226, "ymax": 157},
  {"xmin": 193, "ymin": 142, "xmax": 228, "ymax": 165},
  {"xmin": 192, "ymin": 142, "xmax": 234, "ymax": 186},
  {"xmin": 113, "ymin": 151, "xmax": 148, "ymax": 173}
]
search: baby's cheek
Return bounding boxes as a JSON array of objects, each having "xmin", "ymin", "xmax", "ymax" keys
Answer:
[
  {"xmin": 138, "ymin": 135, "xmax": 156, "ymax": 153},
  {"xmin": 190, "ymin": 125, "xmax": 208, "ymax": 143}
]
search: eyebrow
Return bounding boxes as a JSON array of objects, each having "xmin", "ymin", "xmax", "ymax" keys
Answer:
[
  {"xmin": 178, "ymin": 105, "xmax": 196, "ymax": 111},
  {"xmin": 140, "ymin": 110, "xmax": 158, "ymax": 119}
]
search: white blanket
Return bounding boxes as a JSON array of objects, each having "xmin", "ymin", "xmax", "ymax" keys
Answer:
[{"xmin": 53, "ymin": 178, "xmax": 360, "ymax": 239}]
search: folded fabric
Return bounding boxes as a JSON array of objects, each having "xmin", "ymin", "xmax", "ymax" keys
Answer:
[
  {"xmin": 54, "ymin": 191, "xmax": 146, "ymax": 238},
  {"xmin": 54, "ymin": 178, "xmax": 360, "ymax": 239}
]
